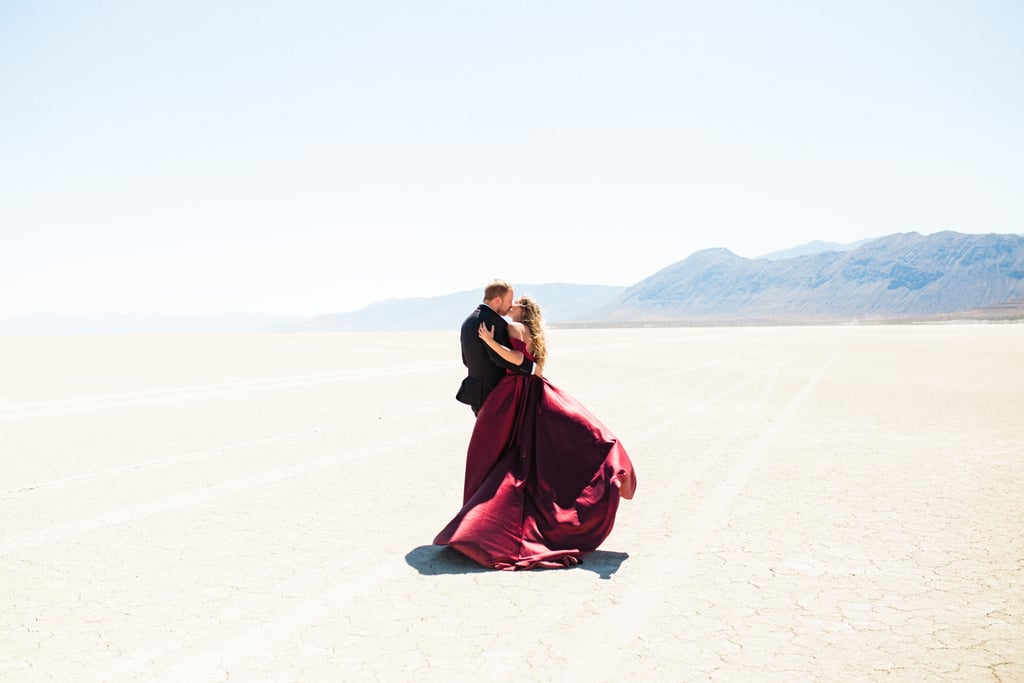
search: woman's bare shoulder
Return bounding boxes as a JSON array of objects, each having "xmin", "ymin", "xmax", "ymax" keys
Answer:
[{"xmin": 508, "ymin": 321, "xmax": 530, "ymax": 343}]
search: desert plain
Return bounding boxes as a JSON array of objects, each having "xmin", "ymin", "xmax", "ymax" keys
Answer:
[{"xmin": 1, "ymin": 323, "xmax": 1022, "ymax": 682}]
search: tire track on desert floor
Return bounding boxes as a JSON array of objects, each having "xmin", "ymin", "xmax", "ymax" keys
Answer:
[
  {"xmin": 0, "ymin": 360, "xmax": 457, "ymax": 420},
  {"xmin": 0, "ymin": 422, "xmax": 465, "ymax": 557},
  {"xmin": 548, "ymin": 331, "xmax": 732, "ymax": 354},
  {"xmin": 537, "ymin": 340, "xmax": 803, "ymax": 446},
  {"xmin": 0, "ymin": 397, "xmax": 460, "ymax": 501},
  {"xmin": 555, "ymin": 338, "xmax": 851, "ymax": 676},
  {"xmin": 0, "ymin": 346, "xmax": 733, "ymax": 552},
  {"xmin": 0, "ymin": 342, "xmax": 756, "ymax": 503},
  {"xmin": 625, "ymin": 342, "xmax": 820, "ymax": 442},
  {"xmin": 2, "ymin": 339, "xmax": 748, "ymax": 497},
  {"xmin": 569, "ymin": 336, "xmax": 824, "ymax": 464}
]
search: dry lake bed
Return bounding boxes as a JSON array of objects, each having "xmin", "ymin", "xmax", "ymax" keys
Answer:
[{"xmin": 2, "ymin": 324, "xmax": 1022, "ymax": 682}]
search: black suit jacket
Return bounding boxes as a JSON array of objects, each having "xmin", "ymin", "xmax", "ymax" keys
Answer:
[{"xmin": 456, "ymin": 304, "xmax": 535, "ymax": 415}]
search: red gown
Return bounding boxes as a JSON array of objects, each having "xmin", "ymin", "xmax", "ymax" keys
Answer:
[{"xmin": 434, "ymin": 339, "xmax": 637, "ymax": 570}]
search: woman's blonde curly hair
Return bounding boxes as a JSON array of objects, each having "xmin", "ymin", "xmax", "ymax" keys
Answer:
[{"xmin": 516, "ymin": 295, "xmax": 547, "ymax": 369}]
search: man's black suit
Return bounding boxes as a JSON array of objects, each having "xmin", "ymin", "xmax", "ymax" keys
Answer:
[{"xmin": 456, "ymin": 304, "xmax": 535, "ymax": 415}]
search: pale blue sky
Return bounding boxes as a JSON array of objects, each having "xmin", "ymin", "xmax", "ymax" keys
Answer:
[{"xmin": 2, "ymin": 1, "xmax": 1022, "ymax": 316}]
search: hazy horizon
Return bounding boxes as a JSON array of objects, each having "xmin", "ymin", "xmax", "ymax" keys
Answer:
[{"xmin": 4, "ymin": 230, "xmax": 1023, "ymax": 320}]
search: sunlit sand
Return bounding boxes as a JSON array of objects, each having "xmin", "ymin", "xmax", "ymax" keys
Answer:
[{"xmin": 2, "ymin": 325, "xmax": 1022, "ymax": 681}]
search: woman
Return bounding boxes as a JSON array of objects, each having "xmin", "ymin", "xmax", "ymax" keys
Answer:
[{"xmin": 433, "ymin": 296, "xmax": 637, "ymax": 570}]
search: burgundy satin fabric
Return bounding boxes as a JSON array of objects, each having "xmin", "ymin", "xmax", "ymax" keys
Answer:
[{"xmin": 434, "ymin": 340, "xmax": 636, "ymax": 570}]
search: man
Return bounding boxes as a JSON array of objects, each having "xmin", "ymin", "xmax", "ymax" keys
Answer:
[{"xmin": 456, "ymin": 279, "xmax": 535, "ymax": 416}]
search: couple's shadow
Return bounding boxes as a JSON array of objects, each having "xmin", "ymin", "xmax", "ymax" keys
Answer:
[{"xmin": 405, "ymin": 545, "xmax": 629, "ymax": 580}]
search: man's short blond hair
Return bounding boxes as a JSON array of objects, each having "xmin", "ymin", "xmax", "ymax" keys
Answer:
[{"xmin": 483, "ymin": 279, "xmax": 512, "ymax": 301}]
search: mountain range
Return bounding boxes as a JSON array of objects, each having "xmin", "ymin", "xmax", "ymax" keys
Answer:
[
  {"xmin": 587, "ymin": 231, "xmax": 1024, "ymax": 324},
  {"xmin": 3, "ymin": 231, "xmax": 1022, "ymax": 335}
]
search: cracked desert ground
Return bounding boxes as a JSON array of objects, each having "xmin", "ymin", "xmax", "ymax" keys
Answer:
[{"xmin": 2, "ymin": 324, "xmax": 1022, "ymax": 682}]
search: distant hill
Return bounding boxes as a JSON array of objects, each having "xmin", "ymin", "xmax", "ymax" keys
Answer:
[
  {"xmin": 307, "ymin": 283, "xmax": 627, "ymax": 331},
  {"xmin": 587, "ymin": 231, "xmax": 1024, "ymax": 323}
]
